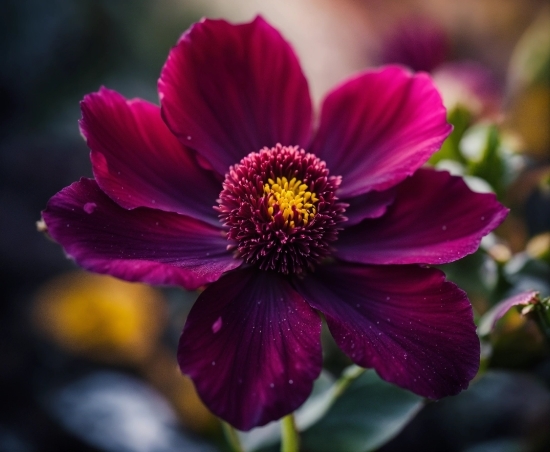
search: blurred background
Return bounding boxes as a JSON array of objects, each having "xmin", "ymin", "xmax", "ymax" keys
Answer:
[{"xmin": 1, "ymin": 0, "xmax": 549, "ymax": 451}]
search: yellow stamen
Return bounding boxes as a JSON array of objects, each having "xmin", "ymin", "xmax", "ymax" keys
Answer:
[{"xmin": 264, "ymin": 176, "xmax": 319, "ymax": 228}]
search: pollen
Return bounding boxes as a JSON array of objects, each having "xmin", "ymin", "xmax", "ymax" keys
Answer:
[{"xmin": 263, "ymin": 177, "xmax": 319, "ymax": 228}]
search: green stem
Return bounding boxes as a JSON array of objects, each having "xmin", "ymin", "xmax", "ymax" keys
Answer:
[
  {"xmin": 222, "ymin": 421, "xmax": 244, "ymax": 452},
  {"xmin": 333, "ymin": 365, "xmax": 366, "ymax": 399},
  {"xmin": 281, "ymin": 413, "xmax": 299, "ymax": 452}
]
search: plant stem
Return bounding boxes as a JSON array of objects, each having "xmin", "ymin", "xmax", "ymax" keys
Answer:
[
  {"xmin": 333, "ymin": 364, "xmax": 366, "ymax": 399},
  {"xmin": 222, "ymin": 421, "xmax": 244, "ymax": 452},
  {"xmin": 281, "ymin": 413, "xmax": 299, "ymax": 452}
]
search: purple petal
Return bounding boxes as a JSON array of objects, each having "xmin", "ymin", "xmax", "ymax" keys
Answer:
[
  {"xmin": 343, "ymin": 188, "xmax": 396, "ymax": 226},
  {"xmin": 478, "ymin": 291, "xmax": 540, "ymax": 336},
  {"xmin": 296, "ymin": 263, "xmax": 480, "ymax": 398},
  {"xmin": 336, "ymin": 168, "xmax": 508, "ymax": 264},
  {"xmin": 310, "ymin": 66, "xmax": 451, "ymax": 198},
  {"xmin": 178, "ymin": 268, "xmax": 322, "ymax": 430},
  {"xmin": 42, "ymin": 179, "xmax": 240, "ymax": 290},
  {"xmin": 80, "ymin": 88, "xmax": 221, "ymax": 226},
  {"xmin": 159, "ymin": 16, "xmax": 313, "ymax": 176}
]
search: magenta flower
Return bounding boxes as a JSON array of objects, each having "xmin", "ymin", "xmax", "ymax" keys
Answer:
[
  {"xmin": 42, "ymin": 17, "xmax": 508, "ymax": 430},
  {"xmin": 380, "ymin": 17, "xmax": 449, "ymax": 73},
  {"xmin": 379, "ymin": 17, "xmax": 503, "ymax": 118}
]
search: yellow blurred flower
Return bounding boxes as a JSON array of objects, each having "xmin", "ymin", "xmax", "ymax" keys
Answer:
[{"xmin": 33, "ymin": 271, "xmax": 166, "ymax": 364}]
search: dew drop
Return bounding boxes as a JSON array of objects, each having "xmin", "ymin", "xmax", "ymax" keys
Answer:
[
  {"xmin": 442, "ymin": 225, "xmax": 447, "ymax": 231},
  {"xmin": 187, "ymin": 136, "xmax": 192, "ymax": 140},
  {"xmin": 83, "ymin": 202, "xmax": 97, "ymax": 214},
  {"xmin": 481, "ymin": 216, "xmax": 485, "ymax": 220},
  {"xmin": 212, "ymin": 316, "xmax": 222, "ymax": 334},
  {"xmin": 270, "ymin": 383, "xmax": 274, "ymax": 388},
  {"xmin": 211, "ymin": 361, "xmax": 216, "ymax": 366},
  {"xmin": 289, "ymin": 380, "xmax": 293, "ymax": 384}
]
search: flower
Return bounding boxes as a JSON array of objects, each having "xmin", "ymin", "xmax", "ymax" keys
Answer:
[
  {"xmin": 380, "ymin": 17, "xmax": 503, "ymax": 118},
  {"xmin": 41, "ymin": 16, "xmax": 508, "ymax": 431},
  {"xmin": 379, "ymin": 16, "xmax": 449, "ymax": 73},
  {"xmin": 32, "ymin": 271, "xmax": 166, "ymax": 364}
]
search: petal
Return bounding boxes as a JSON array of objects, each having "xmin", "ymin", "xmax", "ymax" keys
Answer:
[
  {"xmin": 311, "ymin": 66, "xmax": 452, "ymax": 198},
  {"xmin": 336, "ymin": 169, "xmax": 508, "ymax": 264},
  {"xmin": 81, "ymin": 88, "xmax": 221, "ymax": 226},
  {"xmin": 343, "ymin": 188, "xmax": 396, "ymax": 227},
  {"xmin": 295, "ymin": 263, "xmax": 480, "ymax": 398},
  {"xmin": 42, "ymin": 179, "xmax": 240, "ymax": 290},
  {"xmin": 477, "ymin": 291, "xmax": 540, "ymax": 336},
  {"xmin": 178, "ymin": 268, "xmax": 322, "ymax": 430},
  {"xmin": 159, "ymin": 16, "xmax": 313, "ymax": 176}
]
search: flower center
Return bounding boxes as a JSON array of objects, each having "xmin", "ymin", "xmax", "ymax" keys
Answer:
[
  {"xmin": 217, "ymin": 144, "xmax": 346, "ymax": 275},
  {"xmin": 263, "ymin": 176, "xmax": 319, "ymax": 228}
]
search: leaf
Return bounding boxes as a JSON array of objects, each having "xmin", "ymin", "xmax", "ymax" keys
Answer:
[
  {"xmin": 439, "ymin": 249, "xmax": 498, "ymax": 303},
  {"xmin": 429, "ymin": 106, "xmax": 471, "ymax": 165},
  {"xmin": 504, "ymin": 253, "xmax": 550, "ymax": 295},
  {"xmin": 300, "ymin": 370, "xmax": 423, "ymax": 452},
  {"xmin": 467, "ymin": 125, "xmax": 506, "ymax": 198}
]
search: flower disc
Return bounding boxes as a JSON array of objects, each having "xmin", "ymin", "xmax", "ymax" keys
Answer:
[{"xmin": 218, "ymin": 144, "xmax": 346, "ymax": 274}]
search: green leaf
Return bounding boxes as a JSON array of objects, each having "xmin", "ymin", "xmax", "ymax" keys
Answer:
[
  {"xmin": 504, "ymin": 253, "xmax": 550, "ymax": 295},
  {"xmin": 301, "ymin": 370, "xmax": 423, "ymax": 452},
  {"xmin": 439, "ymin": 249, "xmax": 499, "ymax": 304},
  {"xmin": 467, "ymin": 125, "xmax": 506, "ymax": 198},
  {"xmin": 429, "ymin": 106, "xmax": 471, "ymax": 165}
]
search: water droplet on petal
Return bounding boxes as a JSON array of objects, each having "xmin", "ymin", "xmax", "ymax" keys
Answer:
[
  {"xmin": 83, "ymin": 202, "xmax": 97, "ymax": 214},
  {"xmin": 212, "ymin": 316, "xmax": 222, "ymax": 333},
  {"xmin": 289, "ymin": 380, "xmax": 293, "ymax": 384}
]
